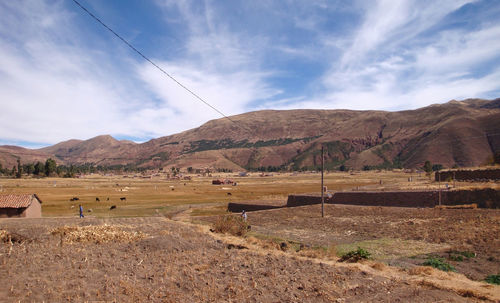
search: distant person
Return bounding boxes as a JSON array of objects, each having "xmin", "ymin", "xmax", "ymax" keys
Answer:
[
  {"xmin": 241, "ymin": 210, "xmax": 247, "ymax": 221},
  {"xmin": 79, "ymin": 204, "xmax": 84, "ymax": 218}
]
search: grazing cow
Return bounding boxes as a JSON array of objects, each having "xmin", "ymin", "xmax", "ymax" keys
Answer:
[
  {"xmin": 120, "ymin": 197, "xmax": 126, "ymax": 201},
  {"xmin": 96, "ymin": 197, "xmax": 100, "ymax": 202},
  {"xmin": 70, "ymin": 197, "xmax": 79, "ymax": 201},
  {"xmin": 110, "ymin": 205, "xmax": 116, "ymax": 210},
  {"xmin": 106, "ymin": 197, "xmax": 109, "ymax": 201},
  {"xmin": 227, "ymin": 192, "xmax": 232, "ymax": 196}
]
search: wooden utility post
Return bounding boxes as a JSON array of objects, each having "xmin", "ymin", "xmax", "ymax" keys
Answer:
[
  {"xmin": 321, "ymin": 145, "xmax": 324, "ymax": 218},
  {"xmin": 438, "ymin": 172, "xmax": 441, "ymax": 206}
]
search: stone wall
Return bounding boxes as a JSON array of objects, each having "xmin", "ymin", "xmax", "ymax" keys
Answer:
[
  {"xmin": 287, "ymin": 189, "xmax": 500, "ymax": 209},
  {"xmin": 435, "ymin": 168, "xmax": 500, "ymax": 182}
]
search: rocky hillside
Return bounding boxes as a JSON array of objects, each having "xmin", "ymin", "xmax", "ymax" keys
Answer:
[{"xmin": 1, "ymin": 98, "xmax": 499, "ymax": 170}]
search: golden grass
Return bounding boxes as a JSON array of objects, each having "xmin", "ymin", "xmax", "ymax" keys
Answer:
[
  {"xmin": 1, "ymin": 170, "xmax": 496, "ymax": 217},
  {"xmin": 50, "ymin": 224, "xmax": 147, "ymax": 244},
  {"xmin": 435, "ymin": 203, "xmax": 477, "ymax": 209}
]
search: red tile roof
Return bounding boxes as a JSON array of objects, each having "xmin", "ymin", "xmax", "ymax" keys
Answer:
[{"xmin": 0, "ymin": 194, "xmax": 42, "ymax": 208}]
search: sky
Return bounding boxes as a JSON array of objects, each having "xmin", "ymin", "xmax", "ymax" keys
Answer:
[{"xmin": 1, "ymin": 0, "xmax": 499, "ymax": 148}]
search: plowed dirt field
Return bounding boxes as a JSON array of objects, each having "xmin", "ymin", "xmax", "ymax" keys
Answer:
[{"xmin": 1, "ymin": 216, "xmax": 498, "ymax": 302}]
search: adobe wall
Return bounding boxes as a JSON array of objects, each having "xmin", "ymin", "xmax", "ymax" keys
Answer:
[
  {"xmin": 227, "ymin": 202, "xmax": 285, "ymax": 213},
  {"xmin": 435, "ymin": 168, "xmax": 500, "ymax": 182},
  {"xmin": 24, "ymin": 198, "xmax": 42, "ymax": 218},
  {"xmin": 287, "ymin": 189, "xmax": 500, "ymax": 209}
]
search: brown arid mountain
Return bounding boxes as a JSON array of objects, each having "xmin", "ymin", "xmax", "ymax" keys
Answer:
[{"xmin": 1, "ymin": 98, "xmax": 500, "ymax": 171}]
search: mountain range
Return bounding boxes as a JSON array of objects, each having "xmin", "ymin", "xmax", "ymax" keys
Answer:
[{"xmin": 1, "ymin": 98, "xmax": 500, "ymax": 171}]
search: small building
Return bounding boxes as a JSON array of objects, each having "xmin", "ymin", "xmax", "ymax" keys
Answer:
[
  {"xmin": 212, "ymin": 179, "xmax": 234, "ymax": 185},
  {"xmin": 0, "ymin": 194, "xmax": 42, "ymax": 218}
]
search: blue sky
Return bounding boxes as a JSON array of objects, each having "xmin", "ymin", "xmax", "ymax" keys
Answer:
[{"xmin": 1, "ymin": 0, "xmax": 499, "ymax": 147}]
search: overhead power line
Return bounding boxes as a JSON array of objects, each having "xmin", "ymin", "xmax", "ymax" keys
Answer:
[{"xmin": 71, "ymin": 0, "xmax": 249, "ymax": 132}]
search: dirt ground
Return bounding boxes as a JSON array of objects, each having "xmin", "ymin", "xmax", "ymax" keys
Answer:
[
  {"xmin": 210, "ymin": 205, "xmax": 499, "ymax": 282},
  {"xmin": 1, "ymin": 216, "xmax": 498, "ymax": 302}
]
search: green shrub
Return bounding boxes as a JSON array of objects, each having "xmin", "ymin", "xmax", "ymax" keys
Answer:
[
  {"xmin": 485, "ymin": 274, "xmax": 500, "ymax": 285},
  {"xmin": 448, "ymin": 250, "xmax": 475, "ymax": 261},
  {"xmin": 339, "ymin": 247, "xmax": 371, "ymax": 262},
  {"xmin": 422, "ymin": 257, "xmax": 456, "ymax": 272},
  {"xmin": 458, "ymin": 251, "xmax": 476, "ymax": 258},
  {"xmin": 449, "ymin": 254, "xmax": 464, "ymax": 262}
]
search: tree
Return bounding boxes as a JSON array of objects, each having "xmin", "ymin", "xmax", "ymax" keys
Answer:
[
  {"xmin": 423, "ymin": 161, "xmax": 432, "ymax": 173},
  {"xmin": 432, "ymin": 164, "xmax": 443, "ymax": 171},
  {"xmin": 34, "ymin": 161, "xmax": 44, "ymax": 176},
  {"xmin": 45, "ymin": 158, "xmax": 57, "ymax": 176},
  {"xmin": 16, "ymin": 159, "xmax": 22, "ymax": 178},
  {"xmin": 171, "ymin": 166, "xmax": 179, "ymax": 177},
  {"xmin": 24, "ymin": 163, "xmax": 35, "ymax": 175}
]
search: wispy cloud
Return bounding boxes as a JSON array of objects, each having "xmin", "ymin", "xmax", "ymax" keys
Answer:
[
  {"xmin": 303, "ymin": 0, "xmax": 500, "ymax": 110},
  {"xmin": 0, "ymin": 0, "xmax": 499, "ymax": 147}
]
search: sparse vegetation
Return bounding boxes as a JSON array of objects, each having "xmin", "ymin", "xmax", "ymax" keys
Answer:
[
  {"xmin": 212, "ymin": 214, "xmax": 249, "ymax": 236},
  {"xmin": 339, "ymin": 247, "xmax": 371, "ymax": 262},
  {"xmin": 448, "ymin": 250, "xmax": 475, "ymax": 261},
  {"xmin": 422, "ymin": 257, "xmax": 456, "ymax": 272},
  {"xmin": 485, "ymin": 274, "xmax": 500, "ymax": 285}
]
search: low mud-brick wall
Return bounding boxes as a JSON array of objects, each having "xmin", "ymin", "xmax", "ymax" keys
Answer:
[
  {"xmin": 435, "ymin": 168, "xmax": 500, "ymax": 182},
  {"xmin": 227, "ymin": 201, "xmax": 286, "ymax": 212},
  {"xmin": 287, "ymin": 189, "xmax": 500, "ymax": 209}
]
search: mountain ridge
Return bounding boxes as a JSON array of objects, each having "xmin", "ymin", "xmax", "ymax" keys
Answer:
[{"xmin": 1, "ymin": 98, "xmax": 499, "ymax": 171}]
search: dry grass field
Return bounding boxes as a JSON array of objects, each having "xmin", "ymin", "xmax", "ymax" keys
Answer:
[
  {"xmin": 1, "ymin": 170, "xmax": 497, "ymax": 218},
  {"xmin": 1, "ymin": 170, "xmax": 499, "ymax": 301}
]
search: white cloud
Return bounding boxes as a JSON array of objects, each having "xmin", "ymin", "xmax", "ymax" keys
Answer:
[
  {"xmin": 136, "ymin": 60, "xmax": 280, "ymax": 134},
  {"xmin": 291, "ymin": 0, "xmax": 500, "ymax": 111},
  {"xmin": 0, "ymin": 0, "xmax": 278, "ymax": 146},
  {"xmin": 1, "ymin": 0, "xmax": 499, "ymax": 147}
]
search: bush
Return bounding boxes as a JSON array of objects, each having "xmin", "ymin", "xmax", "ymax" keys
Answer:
[
  {"xmin": 448, "ymin": 250, "xmax": 475, "ymax": 261},
  {"xmin": 485, "ymin": 274, "xmax": 500, "ymax": 285},
  {"xmin": 212, "ymin": 215, "xmax": 249, "ymax": 236},
  {"xmin": 422, "ymin": 257, "xmax": 456, "ymax": 272},
  {"xmin": 449, "ymin": 254, "xmax": 464, "ymax": 262},
  {"xmin": 339, "ymin": 247, "xmax": 371, "ymax": 262}
]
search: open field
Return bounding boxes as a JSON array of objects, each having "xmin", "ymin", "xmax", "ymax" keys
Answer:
[
  {"xmin": 1, "ymin": 171, "xmax": 499, "ymax": 301},
  {"xmin": 1, "ymin": 216, "xmax": 498, "ymax": 302},
  {"xmin": 1, "ymin": 170, "xmax": 498, "ymax": 218}
]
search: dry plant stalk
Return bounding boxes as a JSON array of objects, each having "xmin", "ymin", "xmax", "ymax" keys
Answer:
[
  {"xmin": 0, "ymin": 230, "xmax": 8, "ymax": 242},
  {"xmin": 50, "ymin": 224, "xmax": 147, "ymax": 244},
  {"xmin": 435, "ymin": 203, "xmax": 477, "ymax": 209},
  {"xmin": 212, "ymin": 215, "xmax": 249, "ymax": 236}
]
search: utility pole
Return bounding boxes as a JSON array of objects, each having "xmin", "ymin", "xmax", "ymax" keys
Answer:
[
  {"xmin": 438, "ymin": 172, "xmax": 441, "ymax": 206},
  {"xmin": 321, "ymin": 145, "xmax": 324, "ymax": 218}
]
